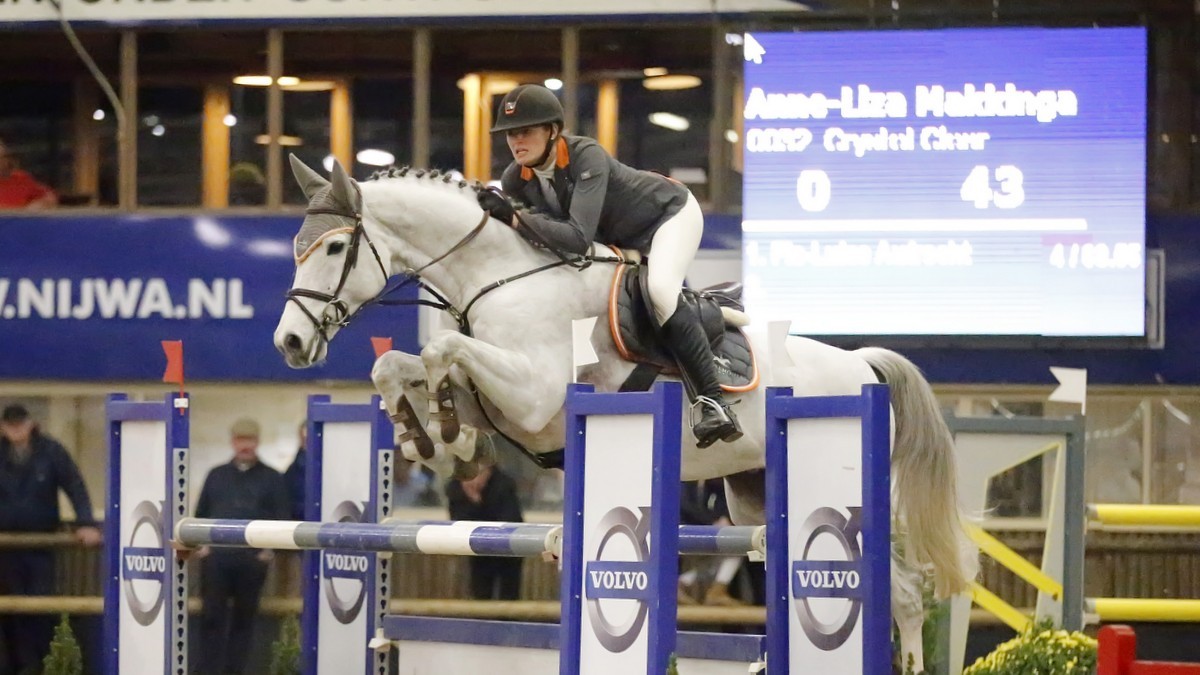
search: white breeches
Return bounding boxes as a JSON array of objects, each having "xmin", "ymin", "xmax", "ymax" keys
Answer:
[{"xmin": 646, "ymin": 192, "xmax": 704, "ymax": 325}]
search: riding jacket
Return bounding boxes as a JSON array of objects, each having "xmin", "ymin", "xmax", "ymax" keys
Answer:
[{"xmin": 500, "ymin": 135, "xmax": 689, "ymax": 255}]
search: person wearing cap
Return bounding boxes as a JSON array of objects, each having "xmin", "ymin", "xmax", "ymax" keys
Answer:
[
  {"xmin": 0, "ymin": 403, "xmax": 100, "ymax": 674},
  {"xmin": 479, "ymin": 83, "xmax": 742, "ymax": 450},
  {"xmin": 192, "ymin": 418, "xmax": 289, "ymax": 675}
]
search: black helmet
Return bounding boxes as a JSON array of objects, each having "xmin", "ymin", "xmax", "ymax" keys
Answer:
[{"xmin": 490, "ymin": 84, "xmax": 564, "ymax": 133}]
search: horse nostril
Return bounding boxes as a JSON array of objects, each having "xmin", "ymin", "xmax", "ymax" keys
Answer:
[{"xmin": 284, "ymin": 333, "xmax": 303, "ymax": 353}]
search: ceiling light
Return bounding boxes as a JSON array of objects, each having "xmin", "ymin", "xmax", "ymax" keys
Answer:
[
  {"xmin": 643, "ymin": 75, "xmax": 702, "ymax": 91},
  {"xmin": 725, "ymin": 129, "xmax": 739, "ymax": 143},
  {"xmin": 282, "ymin": 80, "xmax": 336, "ymax": 92},
  {"xmin": 323, "ymin": 155, "xmax": 335, "ymax": 172},
  {"xmin": 92, "ymin": 109, "xmax": 106, "ymax": 121},
  {"xmin": 648, "ymin": 112, "xmax": 689, "ymax": 132},
  {"xmin": 223, "ymin": 114, "xmax": 238, "ymax": 127},
  {"xmin": 233, "ymin": 75, "xmax": 301, "ymax": 87},
  {"xmin": 151, "ymin": 124, "xmax": 166, "ymax": 137},
  {"xmin": 643, "ymin": 67, "xmax": 669, "ymax": 77},
  {"xmin": 356, "ymin": 148, "xmax": 395, "ymax": 167},
  {"xmin": 254, "ymin": 134, "xmax": 304, "ymax": 146},
  {"xmin": 233, "ymin": 75, "xmax": 273, "ymax": 86},
  {"xmin": 544, "ymin": 78, "xmax": 563, "ymax": 91}
]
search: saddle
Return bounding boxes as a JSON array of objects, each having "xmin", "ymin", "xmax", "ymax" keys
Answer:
[{"xmin": 608, "ymin": 263, "xmax": 758, "ymax": 393}]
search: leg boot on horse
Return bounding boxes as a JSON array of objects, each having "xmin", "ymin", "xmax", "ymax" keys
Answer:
[{"xmin": 660, "ymin": 304, "xmax": 743, "ymax": 448}]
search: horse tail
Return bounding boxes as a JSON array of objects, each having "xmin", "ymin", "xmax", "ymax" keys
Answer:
[{"xmin": 854, "ymin": 346, "xmax": 979, "ymax": 599}]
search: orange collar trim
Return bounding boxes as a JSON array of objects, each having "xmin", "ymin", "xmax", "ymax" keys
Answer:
[{"xmin": 519, "ymin": 137, "xmax": 570, "ymax": 181}]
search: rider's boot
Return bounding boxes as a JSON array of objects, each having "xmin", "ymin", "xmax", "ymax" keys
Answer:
[{"xmin": 660, "ymin": 304, "xmax": 743, "ymax": 449}]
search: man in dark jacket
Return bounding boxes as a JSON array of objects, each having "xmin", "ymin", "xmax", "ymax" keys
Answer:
[
  {"xmin": 0, "ymin": 403, "xmax": 100, "ymax": 675},
  {"xmin": 446, "ymin": 464, "xmax": 524, "ymax": 600},
  {"xmin": 192, "ymin": 418, "xmax": 289, "ymax": 675}
]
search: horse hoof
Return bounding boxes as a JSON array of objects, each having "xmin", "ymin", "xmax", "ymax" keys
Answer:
[{"xmin": 452, "ymin": 458, "xmax": 480, "ymax": 481}]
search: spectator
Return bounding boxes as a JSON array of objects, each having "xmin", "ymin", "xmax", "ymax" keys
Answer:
[
  {"xmin": 0, "ymin": 140, "xmax": 56, "ymax": 210},
  {"xmin": 283, "ymin": 421, "xmax": 307, "ymax": 520},
  {"xmin": 192, "ymin": 418, "xmax": 289, "ymax": 675},
  {"xmin": 445, "ymin": 464, "xmax": 524, "ymax": 600},
  {"xmin": 678, "ymin": 478, "xmax": 745, "ymax": 606},
  {"xmin": 0, "ymin": 403, "xmax": 100, "ymax": 675},
  {"xmin": 392, "ymin": 455, "xmax": 437, "ymax": 508}
]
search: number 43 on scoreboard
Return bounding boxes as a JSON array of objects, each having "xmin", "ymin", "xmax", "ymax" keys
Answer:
[{"xmin": 960, "ymin": 165, "xmax": 1025, "ymax": 209}]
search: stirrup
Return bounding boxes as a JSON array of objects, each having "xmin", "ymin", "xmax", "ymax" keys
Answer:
[{"xmin": 690, "ymin": 395, "xmax": 732, "ymax": 426}]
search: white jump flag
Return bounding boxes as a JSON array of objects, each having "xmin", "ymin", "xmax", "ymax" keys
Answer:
[
  {"xmin": 571, "ymin": 316, "xmax": 600, "ymax": 383},
  {"xmin": 766, "ymin": 320, "xmax": 796, "ymax": 387},
  {"xmin": 1049, "ymin": 367, "xmax": 1088, "ymax": 415}
]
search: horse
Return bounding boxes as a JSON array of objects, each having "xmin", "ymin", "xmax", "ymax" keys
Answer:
[{"xmin": 272, "ymin": 155, "xmax": 978, "ymax": 671}]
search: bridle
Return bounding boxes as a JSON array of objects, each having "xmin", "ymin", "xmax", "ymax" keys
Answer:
[{"xmin": 285, "ymin": 192, "xmax": 491, "ymax": 358}]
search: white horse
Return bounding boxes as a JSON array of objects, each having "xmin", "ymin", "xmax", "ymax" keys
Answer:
[{"xmin": 273, "ymin": 156, "xmax": 977, "ymax": 671}]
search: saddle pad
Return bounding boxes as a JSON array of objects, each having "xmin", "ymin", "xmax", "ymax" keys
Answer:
[{"xmin": 608, "ymin": 264, "xmax": 758, "ymax": 393}]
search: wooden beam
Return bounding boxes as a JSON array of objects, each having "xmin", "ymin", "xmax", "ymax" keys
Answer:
[
  {"xmin": 71, "ymin": 79, "xmax": 99, "ymax": 204},
  {"xmin": 266, "ymin": 29, "xmax": 284, "ymax": 208},
  {"xmin": 412, "ymin": 28, "xmax": 432, "ymax": 168},
  {"xmin": 596, "ymin": 79, "xmax": 619, "ymax": 157},
  {"xmin": 331, "ymin": 79, "xmax": 353, "ymax": 171},
  {"xmin": 202, "ymin": 84, "xmax": 231, "ymax": 208},
  {"xmin": 118, "ymin": 31, "xmax": 137, "ymax": 210},
  {"xmin": 561, "ymin": 27, "xmax": 579, "ymax": 133},
  {"xmin": 461, "ymin": 73, "xmax": 482, "ymax": 181}
]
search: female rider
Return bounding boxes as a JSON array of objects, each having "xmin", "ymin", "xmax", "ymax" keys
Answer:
[{"xmin": 477, "ymin": 83, "xmax": 742, "ymax": 449}]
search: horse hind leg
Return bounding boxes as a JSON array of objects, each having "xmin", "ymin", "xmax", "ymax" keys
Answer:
[
  {"xmin": 892, "ymin": 553, "xmax": 927, "ymax": 675},
  {"xmin": 722, "ymin": 469, "xmax": 766, "ymax": 526}
]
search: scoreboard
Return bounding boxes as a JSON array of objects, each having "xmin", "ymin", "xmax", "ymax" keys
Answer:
[{"xmin": 740, "ymin": 27, "xmax": 1147, "ymax": 338}]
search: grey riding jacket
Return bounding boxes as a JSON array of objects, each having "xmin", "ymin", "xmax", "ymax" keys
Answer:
[{"xmin": 500, "ymin": 135, "xmax": 689, "ymax": 255}]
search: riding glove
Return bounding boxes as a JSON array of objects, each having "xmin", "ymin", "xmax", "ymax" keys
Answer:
[{"xmin": 478, "ymin": 188, "xmax": 516, "ymax": 225}]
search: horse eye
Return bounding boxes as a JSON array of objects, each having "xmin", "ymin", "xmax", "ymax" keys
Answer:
[{"xmin": 327, "ymin": 241, "xmax": 346, "ymax": 255}]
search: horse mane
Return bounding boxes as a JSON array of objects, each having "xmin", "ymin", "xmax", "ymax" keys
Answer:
[
  {"xmin": 365, "ymin": 165, "xmax": 485, "ymax": 197},
  {"xmin": 361, "ymin": 165, "xmax": 536, "ymax": 224}
]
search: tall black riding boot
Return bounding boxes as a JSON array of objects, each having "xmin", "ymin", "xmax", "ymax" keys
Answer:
[{"xmin": 660, "ymin": 305, "xmax": 743, "ymax": 448}]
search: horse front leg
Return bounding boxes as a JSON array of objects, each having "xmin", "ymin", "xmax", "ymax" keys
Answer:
[
  {"xmin": 421, "ymin": 330, "xmax": 565, "ymax": 460},
  {"xmin": 371, "ymin": 349, "xmax": 458, "ymax": 477}
]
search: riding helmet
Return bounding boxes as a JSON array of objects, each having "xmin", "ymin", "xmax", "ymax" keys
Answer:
[{"xmin": 490, "ymin": 84, "xmax": 565, "ymax": 133}]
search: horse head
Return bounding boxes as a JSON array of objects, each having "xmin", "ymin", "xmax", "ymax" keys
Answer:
[{"xmin": 274, "ymin": 154, "xmax": 393, "ymax": 368}]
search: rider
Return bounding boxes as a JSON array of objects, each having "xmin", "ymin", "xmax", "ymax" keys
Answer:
[{"xmin": 478, "ymin": 83, "xmax": 742, "ymax": 449}]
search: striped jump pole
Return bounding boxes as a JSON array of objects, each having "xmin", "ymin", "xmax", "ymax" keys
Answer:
[{"xmin": 175, "ymin": 519, "xmax": 765, "ymax": 559}]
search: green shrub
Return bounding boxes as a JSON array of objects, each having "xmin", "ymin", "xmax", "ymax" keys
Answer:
[
  {"xmin": 42, "ymin": 614, "xmax": 82, "ymax": 675},
  {"xmin": 268, "ymin": 614, "xmax": 302, "ymax": 675}
]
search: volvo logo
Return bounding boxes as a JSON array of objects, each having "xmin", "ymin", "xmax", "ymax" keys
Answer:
[
  {"xmin": 322, "ymin": 501, "xmax": 369, "ymax": 625},
  {"xmin": 121, "ymin": 500, "xmax": 167, "ymax": 627},
  {"xmin": 791, "ymin": 506, "xmax": 864, "ymax": 651},
  {"xmin": 584, "ymin": 506, "xmax": 654, "ymax": 653}
]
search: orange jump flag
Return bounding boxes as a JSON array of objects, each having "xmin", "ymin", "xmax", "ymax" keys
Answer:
[
  {"xmin": 162, "ymin": 341, "xmax": 185, "ymax": 412},
  {"xmin": 371, "ymin": 336, "xmax": 393, "ymax": 360}
]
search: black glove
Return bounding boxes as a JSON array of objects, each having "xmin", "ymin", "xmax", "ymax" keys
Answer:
[{"xmin": 478, "ymin": 188, "xmax": 515, "ymax": 225}]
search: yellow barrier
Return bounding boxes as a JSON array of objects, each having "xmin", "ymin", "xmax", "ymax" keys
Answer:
[
  {"xmin": 1086, "ymin": 598, "xmax": 1200, "ymax": 622},
  {"xmin": 1087, "ymin": 504, "xmax": 1200, "ymax": 528},
  {"xmin": 966, "ymin": 524, "xmax": 1063, "ymax": 600},
  {"xmin": 970, "ymin": 583, "xmax": 1032, "ymax": 633}
]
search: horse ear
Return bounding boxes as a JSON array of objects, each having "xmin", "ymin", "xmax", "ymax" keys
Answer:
[
  {"xmin": 289, "ymin": 153, "xmax": 329, "ymax": 200},
  {"xmin": 329, "ymin": 159, "xmax": 361, "ymax": 212}
]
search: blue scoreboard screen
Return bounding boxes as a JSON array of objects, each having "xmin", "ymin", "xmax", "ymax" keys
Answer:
[{"xmin": 740, "ymin": 27, "xmax": 1147, "ymax": 337}]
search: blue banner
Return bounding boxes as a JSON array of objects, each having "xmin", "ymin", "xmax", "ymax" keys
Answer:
[{"xmin": 0, "ymin": 214, "xmax": 419, "ymax": 381}]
